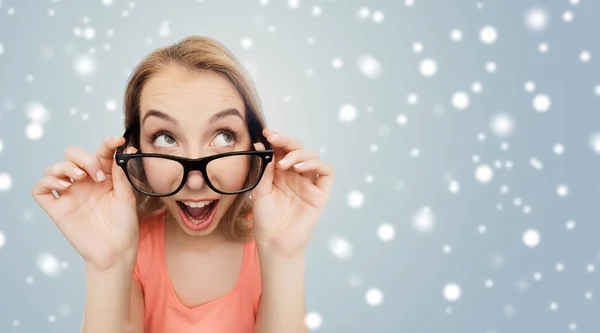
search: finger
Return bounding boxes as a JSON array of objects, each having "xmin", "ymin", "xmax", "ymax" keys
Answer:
[
  {"xmin": 96, "ymin": 135, "xmax": 126, "ymax": 175},
  {"xmin": 251, "ymin": 141, "xmax": 274, "ymax": 199},
  {"xmin": 64, "ymin": 146, "xmax": 106, "ymax": 182},
  {"xmin": 293, "ymin": 159, "xmax": 335, "ymax": 194},
  {"xmin": 263, "ymin": 128, "xmax": 304, "ymax": 153},
  {"xmin": 44, "ymin": 161, "xmax": 89, "ymax": 181},
  {"xmin": 276, "ymin": 149, "xmax": 319, "ymax": 171},
  {"xmin": 111, "ymin": 152, "xmax": 137, "ymax": 204},
  {"xmin": 31, "ymin": 175, "xmax": 73, "ymax": 202}
]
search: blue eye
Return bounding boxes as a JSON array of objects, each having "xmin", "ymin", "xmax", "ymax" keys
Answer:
[{"xmin": 153, "ymin": 133, "xmax": 177, "ymax": 147}]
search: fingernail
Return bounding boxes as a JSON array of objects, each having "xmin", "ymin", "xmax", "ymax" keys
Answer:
[
  {"xmin": 73, "ymin": 167, "xmax": 85, "ymax": 176},
  {"xmin": 293, "ymin": 162, "xmax": 304, "ymax": 169},
  {"xmin": 96, "ymin": 170, "xmax": 106, "ymax": 181},
  {"xmin": 278, "ymin": 158, "xmax": 289, "ymax": 166},
  {"xmin": 58, "ymin": 180, "xmax": 72, "ymax": 187}
]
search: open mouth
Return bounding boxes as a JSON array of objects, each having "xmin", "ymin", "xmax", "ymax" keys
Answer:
[{"xmin": 177, "ymin": 200, "xmax": 218, "ymax": 223}]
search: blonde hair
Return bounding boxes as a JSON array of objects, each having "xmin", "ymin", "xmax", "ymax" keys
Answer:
[{"xmin": 122, "ymin": 35, "xmax": 268, "ymax": 241}]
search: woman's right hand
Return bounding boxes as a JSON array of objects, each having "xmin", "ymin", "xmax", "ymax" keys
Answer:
[{"xmin": 32, "ymin": 136, "xmax": 140, "ymax": 272}]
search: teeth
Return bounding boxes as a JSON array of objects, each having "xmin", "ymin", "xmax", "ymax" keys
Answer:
[{"xmin": 182, "ymin": 200, "xmax": 213, "ymax": 208}]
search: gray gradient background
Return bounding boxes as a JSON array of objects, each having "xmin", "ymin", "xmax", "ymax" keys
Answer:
[{"xmin": 0, "ymin": 0, "xmax": 599, "ymax": 332}]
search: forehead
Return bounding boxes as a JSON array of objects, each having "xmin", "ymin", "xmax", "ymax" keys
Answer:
[{"xmin": 139, "ymin": 64, "xmax": 245, "ymax": 120}]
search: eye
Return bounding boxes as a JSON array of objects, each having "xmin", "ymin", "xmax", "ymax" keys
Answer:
[
  {"xmin": 213, "ymin": 131, "xmax": 236, "ymax": 147},
  {"xmin": 153, "ymin": 133, "xmax": 177, "ymax": 148}
]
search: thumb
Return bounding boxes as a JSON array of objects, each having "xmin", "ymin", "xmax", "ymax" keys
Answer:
[
  {"xmin": 251, "ymin": 142, "xmax": 274, "ymax": 199},
  {"xmin": 112, "ymin": 148, "xmax": 137, "ymax": 204}
]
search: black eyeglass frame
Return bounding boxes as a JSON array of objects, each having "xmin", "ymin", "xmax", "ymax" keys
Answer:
[{"xmin": 113, "ymin": 124, "xmax": 273, "ymax": 197}]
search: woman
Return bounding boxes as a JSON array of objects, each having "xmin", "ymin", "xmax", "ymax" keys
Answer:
[{"xmin": 31, "ymin": 35, "xmax": 335, "ymax": 333}]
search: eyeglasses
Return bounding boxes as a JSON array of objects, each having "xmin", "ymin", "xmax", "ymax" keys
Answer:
[{"xmin": 114, "ymin": 124, "xmax": 273, "ymax": 197}]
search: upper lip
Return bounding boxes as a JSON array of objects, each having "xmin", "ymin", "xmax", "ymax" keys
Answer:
[{"xmin": 177, "ymin": 198, "xmax": 219, "ymax": 202}]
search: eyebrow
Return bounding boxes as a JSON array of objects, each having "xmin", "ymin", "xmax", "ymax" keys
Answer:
[{"xmin": 141, "ymin": 108, "xmax": 243, "ymax": 126}]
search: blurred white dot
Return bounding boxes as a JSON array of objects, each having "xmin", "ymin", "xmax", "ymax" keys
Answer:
[
  {"xmin": 365, "ymin": 288, "xmax": 383, "ymax": 306},
  {"xmin": 405, "ymin": 0, "xmax": 414, "ymax": 7},
  {"xmin": 410, "ymin": 148, "xmax": 420, "ymax": 157},
  {"xmin": 372, "ymin": 10, "xmax": 384, "ymax": 23},
  {"xmin": 26, "ymin": 276, "xmax": 34, "ymax": 284},
  {"xmin": 471, "ymin": 82, "xmax": 482, "ymax": 93},
  {"xmin": 451, "ymin": 91, "xmax": 470, "ymax": 110},
  {"xmin": 566, "ymin": 220, "xmax": 576, "ymax": 230},
  {"xmin": 0, "ymin": 230, "xmax": 5, "ymax": 249},
  {"xmin": 523, "ymin": 205, "xmax": 532, "ymax": 215},
  {"xmin": 525, "ymin": 7, "xmax": 549, "ymax": 31},
  {"xmin": 412, "ymin": 207, "xmax": 436, "ymax": 233},
  {"xmin": 533, "ymin": 94, "xmax": 551, "ymax": 112},
  {"xmin": 485, "ymin": 61, "xmax": 497, "ymax": 73},
  {"xmin": 365, "ymin": 174, "xmax": 374, "ymax": 184},
  {"xmin": 524, "ymin": 81, "xmax": 536, "ymax": 92},
  {"xmin": 475, "ymin": 164, "xmax": 493, "ymax": 183},
  {"xmin": 478, "ymin": 224, "xmax": 487, "ymax": 234},
  {"xmin": 0, "ymin": 139, "xmax": 3, "ymax": 154},
  {"xmin": 472, "ymin": 155, "xmax": 481, "ymax": 163},
  {"xmin": 48, "ymin": 315, "xmax": 56, "ymax": 323},
  {"xmin": 25, "ymin": 101, "xmax": 50, "ymax": 123},
  {"xmin": 83, "ymin": 27, "xmax": 95, "ymax": 40},
  {"xmin": 419, "ymin": 58, "xmax": 437, "ymax": 77},
  {"xmin": 443, "ymin": 283, "xmax": 462, "ymax": 302},
  {"xmin": 347, "ymin": 190, "xmax": 364, "ymax": 208},
  {"xmin": 443, "ymin": 245, "xmax": 452, "ymax": 253},
  {"xmin": 259, "ymin": 0, "xmax": 269, "ymax": 5},
  {"xmin": 522, "ymin": 229, "xmax": 541, "ymax": 247},
  {"xmin": 504, "ymin": 304, "xmax": 516, "ymax": 317},
  {"xmin": 585, "ymin": 291, "xmax": 593, "ymax": 299},
  {"xmin": 12, "ymin": 320, "xmax": 19, "ymax": 327},
  {"xmin": 36, "ymin": 252, "xmax": 63, "ymax": 277},
  {"xmin": 357, "ymin": 6, "xmax": 370, "ymax": 20},
  {"xmin": 569, "ymin": 322, "xmax": 578, "ymax": 331},
  {"xmin": 312, "ymin": 6, "xmax": 322, "ymax": 16},
  {"xmin": 557, "ymin": 184, "xmax": 569, "ymax": 197},
  {"xmin": 357, "ymin": 54, "xmax": 381, "ymax": 79},
  {"xmin": 450, "ymin": 29, "xmax": 462, "ymax": 41},
  {"xmin": 0, "ymin": 43, "xmax": 4, "ymax": 56},
  {"xmin": 288, "ymin": 0, "xmax": 299, "ymax": 9},
  {"xmin": 587, "ymin": 264, "xmax": 595, "ymax": 273},
  {"xmin": 500, "ymin": 185, "xmax": 509, "ymax": 193},
  {"xmin": 570, "ymin": 0, "xmax": 580, "ymax": 4},
  {"xmin": 485, "ymin": 279, "xmax": 494, "ymax": 288},
  {"xmin": 7, "ymin": 7, "xmax": 14, "ymax": 15},
  {"xmin": 448, "ymin": 180, "xmax": 460, "ymax": 193},
  {"xmin": 563, "ymin": 11, "xmax": 574, "ymax": 22},
  {"xmin": 533, "ymin": 272, "xmax": 542, "ymax": 281},
  {"xmin": 529, "ymin": 158, "xmax": 543, "ymax": 170},
  {"xmin": 26, "ymin": 122, "xmax": 44, "ymax": 140},
  {"xmin": 396, "ymin": 114, "xmax": 408, "ymax": 126},
  {"xmin": 407, "ymin": 93, "xmax": 418, "ymax": 105},
  {"xmin": 241, "ymin": 37, "xmax": 253, "ymax": 49},
  {"xmin": 377, "ymin": 223, "xmax": 395, "ymax": 242},
  {"xmin": 412, "ymin": 42, "xmax": 424, "ymax": 54},
  {"xmin": 369, "ymin": 144, "xmax": 378, "ymax": 153},
  {"xmin": 538, "ymin": 42, "xmax": 549, "ymax": 53},
  {"xmin": 479, "ymin": 25, "xmax": 498, "ymax": 44},
  {"xmin": 0, "ymin": 173, "xmax": 8, "ymax": 192},
  {"xmin": 514, "ymin": 197, "xmax": 522, "ymax": 206},
  {"xmin": 549, "ymin": 302, "xmax": 559, "ymax": 311},
  {"xmin": 74, "ymin": 54, "xmax": 97, "ymax": 77},
  {"xmin": 501, "ymin": 142, "xmax": 509, "ymax": 151},
  {"xmin": 102, "ymin": 0, "xmax": 114, "ymax": 5},
  {"xmin": 305, "ymin": 312, "xmax": 322, "ymax": 330},
  {"xmin": 337, "ymin": 104, "xmax": 359, "ymax": 123},
  {"xmin": 477, "ymin": 133, "xmax": 486, "ymax": 141},
  {"xmin": 580, "ymin": 51, "xmax": 591, "ymax": 63},
  {"xmin": 306, "ymin": 36, "xmax": 315, "ymax": 45},
  {"xmin": 490, "ymin": 113, "xmax": 514, "ymax": 137},
  {"xmin": 105, "ymin": 99, "xmax": 117, "ymax": 112},
  {"xmin": 554, "ymin": 144, "xmax": 565, "ymax": 155},
  {"xmin": 328, "ymin": 236, "xmax": 352, "ymax": 260},
  {"xmin": 332, "ymin": 57, "xmax": 343, "ymax": 69}
]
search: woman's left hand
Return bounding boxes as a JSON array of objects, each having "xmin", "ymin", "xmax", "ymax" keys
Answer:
[{"xmin": 251, "ymin": 128, "xmax": 335, "ymax": 258}]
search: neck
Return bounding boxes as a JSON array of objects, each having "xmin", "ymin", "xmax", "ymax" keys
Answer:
[{"xmin": 164, "ymin": 211, "xmax": 227, "ymax": 252}]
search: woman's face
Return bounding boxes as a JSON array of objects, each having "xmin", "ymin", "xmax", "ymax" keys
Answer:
[{"xmin": 137, "ymin": 64, "xmax": 252, "ymax": 236}]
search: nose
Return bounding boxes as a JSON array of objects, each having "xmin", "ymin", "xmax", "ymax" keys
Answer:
[{"xmin": 185, "ymin": 170, "xmax": 206, "ymax": 190}]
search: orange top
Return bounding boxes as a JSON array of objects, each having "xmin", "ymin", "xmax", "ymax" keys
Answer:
[{"xmin": 133, "ymin": 209, "xmax": 262, "ymax": 333}]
